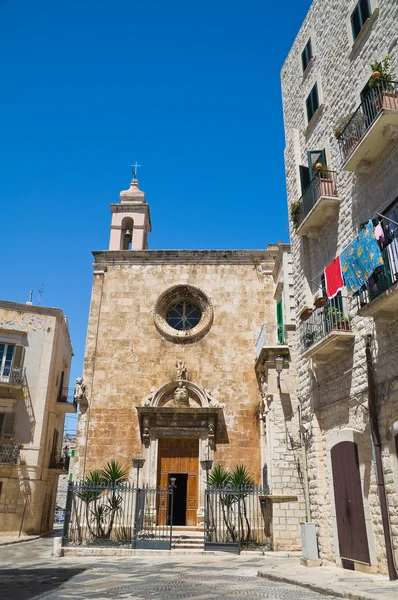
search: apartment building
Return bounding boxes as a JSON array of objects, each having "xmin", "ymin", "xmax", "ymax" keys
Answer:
[
  {"xmin": 282, "ymin": 0, "xmax": 398, "ymax": 575},
  {"xmin": 0, "ymin": 300, "xmax": 75, "ymax": 534}
]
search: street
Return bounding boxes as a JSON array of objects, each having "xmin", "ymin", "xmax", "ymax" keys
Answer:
[{"xmin": 0, "ymin": 536, "xmax": 338, "ymax": 600}]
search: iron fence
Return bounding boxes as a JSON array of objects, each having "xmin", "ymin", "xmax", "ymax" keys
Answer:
[
  {"xmin": 49, "ymin": 453, "xmax": 70, "ymax": 470},
  {"xmin": 297, "ymin": 169, "xmax": 337, "ymax": 228},
  {"xmin": 204, "ymin": 485, "xmax": 271, "ymax": 553},
  {"xmin": 300, "ymin": 295, "xmax": 351, "ymax": 352},
  {"xmin": 0, "ymin": 366, "xmax": 26, "ymax": 385},
  {"xmin": 0, "ymin": 442, "xmax": 20, "ymax": 465},
  {"xmin": 338, "ymin": 80, "xmax": 398, "ymax": 164},
  {"xmin": 63, "ymin": 482, "xmax": 174, "ymax": 549}
]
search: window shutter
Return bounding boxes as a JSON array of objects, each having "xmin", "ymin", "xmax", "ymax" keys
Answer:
[
  {"xmin": 360, "ymin": 0, "xmax": 371, "ymax": 22},
  {"xmin": 276, "ymin": 300, "xmax": 284, "ymax": 344},
  {"xmin": 299, "ymin": 165, "xmax": 311, "ymax": 194},
  {"xmin": 13, "ymin": 345, "xmax": 24, "ymax": 368},
  {"xmin": 2, "ymin": 413, "xmax": 16, "ymax": 442}
]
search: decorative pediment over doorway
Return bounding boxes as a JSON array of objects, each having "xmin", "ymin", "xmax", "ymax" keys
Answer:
[{"xmin": 136, "ymin": 362, "xmax": 224, "ymax": 449}]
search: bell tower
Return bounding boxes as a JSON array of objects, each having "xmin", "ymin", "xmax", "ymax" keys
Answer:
[{"xmin": 109, "ymin": 166, "xmax": 151, "ymax": 250}]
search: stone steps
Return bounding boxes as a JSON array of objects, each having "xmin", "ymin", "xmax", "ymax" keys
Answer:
[{"xmin": 171, "ymin": 527, "xmax": 205, "ymax": 550}]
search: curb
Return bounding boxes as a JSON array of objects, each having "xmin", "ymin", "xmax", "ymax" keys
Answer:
[
  {"xmin": 0, "ymin": 535, "xmax": 40, "ymax": 548},
  {"xmin": 257, "ymin": 571, "xmax": 380, "ymax": 600}
]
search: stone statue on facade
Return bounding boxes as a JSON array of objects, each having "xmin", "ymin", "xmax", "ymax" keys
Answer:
[
  {"xmin": 205, "ymin": 389, "xmax": 220, "ymax": 408},
  {"xmin": 259, "ymin": 374, "xmax": 268, "ymax": 399},
  {"xmin": 175, "ymin": 359, "xmax": 188, "ymax": 380},
  {"xmin": 172, "ymin": 381, "xmax": 189, "ymax": 407},
  {"xmin": 142, "ymin": 387, "xmax": 156, "ymax": 407},
  {"xmin": 74, "ymin": 377, "xmax": 88, "ymax": 414}
]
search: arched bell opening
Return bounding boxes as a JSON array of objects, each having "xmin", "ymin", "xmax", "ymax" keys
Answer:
[{"xmin": 121, "ymin": 217, "xmax": 134, "ymax": 250}]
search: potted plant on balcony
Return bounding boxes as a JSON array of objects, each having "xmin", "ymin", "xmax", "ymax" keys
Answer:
[
  {"xmin": 290, "ymin": 200, "xmax": 301, "ymax": 230},
  {"xmin": 299, "ymin": 305, "xmax": 313, "ymax": 322},
  {"xmin": 304, "ymin": 331, "xmax": 315, "ymax": 348},
  {"xmin": 369, "ymin": 56, "xmax": 398, "ymax": 111},
  {"xmin": 313, "ymin": 291, "xmax": 327, "ymax": 309},
  {"xmin": 325, "ymin": 306, "xmax": 350, "ymax": 331},
  {"xmin": 333, "ymin": 113, "xmax": 354, "ymax": 140}
]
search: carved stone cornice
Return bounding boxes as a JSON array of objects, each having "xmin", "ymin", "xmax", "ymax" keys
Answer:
[{"xmin": 92, "ymin": 249, "xmax": 276, "ymax": 267}]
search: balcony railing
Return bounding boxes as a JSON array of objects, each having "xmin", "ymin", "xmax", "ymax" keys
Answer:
[
  {"xmin": 0, "ymin": 442, "xmax": 20, "ymax": 465},
  {"xmin": 338, "ymin": 80, "xmax": 398, "ymax": 166},
  {"xmin": 297, "ymin": 169, "xmax": 338, "ymax": 229},
  {"xmin": 57, "ymin": 386, "xmax": 77, "ymax": 406},
  {"xmin": 357, "ymin": 240, "xmax": 398, "ymax": 309},
  {"xmin": 300, "ymin": 295, "xmax": 351, "ymax": 352},
  {"xmin": 0, "ymin": 366, "xmax": 26, "ymax": 385},
  {"xmin": 49, "ymin": 453, "xmax": 70, "ymax": 471},
  {"xmin": 255, "ymin": 324, "xmax": 285, "ymax": 359}
]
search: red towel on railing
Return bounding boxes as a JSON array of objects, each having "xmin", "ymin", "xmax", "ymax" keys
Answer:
[{"xmin": 324, "ymin": 257, "xmax": 344, "ymax": 298}]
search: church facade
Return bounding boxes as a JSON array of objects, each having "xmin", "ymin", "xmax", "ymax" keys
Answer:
[{"xmin": 74, "ymin": 174, "xmax": 305, "ymax": 545}]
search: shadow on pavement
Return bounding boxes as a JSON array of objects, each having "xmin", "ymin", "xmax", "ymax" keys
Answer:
[{"xmin": 0, "ymin": 567, "xmax": 86, "ymax": 600}]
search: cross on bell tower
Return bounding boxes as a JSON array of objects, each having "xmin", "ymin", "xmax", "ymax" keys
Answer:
[{"xmin": 109, "ymin": 165, "xmax": 152, "ymax": 251}]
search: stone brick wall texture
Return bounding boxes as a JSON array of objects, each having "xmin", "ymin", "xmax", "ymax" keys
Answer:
[{"xmin": 281, "ymin": 0, "xmax": 398, "ymax": 573}]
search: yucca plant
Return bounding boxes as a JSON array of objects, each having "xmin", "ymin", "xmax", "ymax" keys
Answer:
[
  {"xmin": 208, "ymin": 465, "xmax": 237, "ymax": 541},
  {"xmin": 100, "ymin": 460, "xmax": 129, "ymax": 539},
  {"xmin": 75, "ymin": 470, "xmax": 105, "ymax": 539},
  {"xmin": 230, "ymin": 465, "xmax": 255, "ymax": 541}
]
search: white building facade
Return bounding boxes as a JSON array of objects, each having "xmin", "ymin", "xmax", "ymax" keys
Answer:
[{"xmin": 281, "ymin": 0, "xmax": 398, "ymax": 575}]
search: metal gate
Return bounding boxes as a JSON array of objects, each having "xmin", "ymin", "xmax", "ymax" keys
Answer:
[
  {"xmin": 204, "ymin": 486, "xmax": 269, "ymax": 553},
  {"xmin": 62, "ymin": 481, "xmax": 174, "ymax": 549}
]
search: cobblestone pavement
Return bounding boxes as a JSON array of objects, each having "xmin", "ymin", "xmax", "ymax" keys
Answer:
[{"xmin": 0, "ymin": 536, "xmax": 338, "ymax": 600}]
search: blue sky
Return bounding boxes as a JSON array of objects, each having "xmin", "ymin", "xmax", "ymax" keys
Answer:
[{"xmin": 0, "ymin": 0, "xmax": 311, "ymax": 434}]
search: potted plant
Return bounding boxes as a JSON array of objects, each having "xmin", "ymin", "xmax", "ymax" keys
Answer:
[
  {"xmin": 299, "ymin": 305, "xmax": 313, "ymax": 322},
  {"xmin": 313, "ymin": 291, "xmax": 327, "ymax": 309},
  {"xmin": 304, "ymin": 331, "xmax": 314, "ymax": 348},
  {"xmin": 290, "ymin": 200, "xmax": 301, "ymax": 230},
  {"xmin": 333, "ymin": 113, "xmax": 354, "ymax": 140},
  {"xmin": 368, "ymin": 55, "xmax": 398, "ymax": 111}
]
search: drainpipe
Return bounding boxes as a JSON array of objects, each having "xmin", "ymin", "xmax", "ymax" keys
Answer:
[
  {"xmin": 298, "ymin": 399, "xmax": 311, "ymax": 523},
  {"xmin": 365, "ymin": 335, "xmax": 397, "ymax": 581}
]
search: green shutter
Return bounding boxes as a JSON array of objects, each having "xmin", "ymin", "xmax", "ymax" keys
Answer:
[{"xmin": 276, "ymin": 300, "xmax": 284, "ymax": 344}]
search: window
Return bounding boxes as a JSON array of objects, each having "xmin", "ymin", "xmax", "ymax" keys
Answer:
[
  {"xmin": 301, "ymin": 39, "xmax": 313, "ymax": 73},
  {"xmin": 0, "ymin": 343, "xmax": 24, "ymax": 381},
  {"xmin": 166, "ymin": 301, "xmax": 202, "ymax": 331},
  {"xmin": 306, "ymin": 83, "xmax": 319, "ymax": 123},
  {"xmin": 351, "ymin": 0, "xmax": 371, "ymax": 41}
]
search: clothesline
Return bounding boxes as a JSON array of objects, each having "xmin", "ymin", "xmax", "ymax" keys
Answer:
[{"xmin": 310, "ymin": 212, "xmax": 396, "ymax": 289}]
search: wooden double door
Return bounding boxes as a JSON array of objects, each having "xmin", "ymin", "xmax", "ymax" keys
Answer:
[{"xmin": 157, "ymin": 438, "xmax": 199, "ymax": 526}]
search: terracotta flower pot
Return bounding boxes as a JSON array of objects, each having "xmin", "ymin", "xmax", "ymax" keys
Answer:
[
  {"xmin": 314, "ymin": 297, "xmax": 327, "ymax": 309},
  {"xmin": 300, "ymin": 308, "xmax": 313, "ymax": 322},
  {"xmin": 372, "ymin": 71, "xmax": 381, "ymax": 80}
]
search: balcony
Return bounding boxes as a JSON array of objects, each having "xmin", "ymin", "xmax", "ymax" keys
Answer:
[
  {"xmin": 0, "ymin": 366, "xmax": 25, "ymax": 387},
  {"xmin": 295, "ymin": 170, "xmax": 340, "ymax": 239},
  {"xmin": 49, "ymin": 452, "xmax": 70, "ymax": 472},
  {"xmin": 357, "ymin": 241, "xmax": 398, "ymax": 320},
  {"xmin": 255, "ymin": 324, "xmax": 290, "ymax": 372},
  {"xmin": 300, "ymin": 296, "xmax": 355, "ymax": 363},
  {"xmin": 339, "ymin": 80, "xmax": 398, "ymax": 172},
  {"xmin": 0, "ymin": 442, "xmax": 20, "ymax": 465},
  {"xmin": 57, "ymin": 387, "xmax": 77, "ymax": 413}
]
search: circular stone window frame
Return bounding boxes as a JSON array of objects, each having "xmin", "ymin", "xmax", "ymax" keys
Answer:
[{"xmin": 153, "ymin": 284, "xmax": 213, "ymax": 344}]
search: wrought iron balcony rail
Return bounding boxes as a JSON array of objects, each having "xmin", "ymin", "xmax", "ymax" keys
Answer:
[
  {"xmin": 57, "ymin": 387, "xmax": 77, "ymax": 406},
  {"xmin": 356, "ymin": 241, "xmax": 398, "ymax": 309},
  {"xmin": 0, "ymin": 442, "xmax": 21, "ymax": 465},
  {"xmin": 49, "ymin": 453, "xmax": 70, "ymax": 470},
  {"xmin": 300, "ymin": 295, "xmax": 351, "ymax": 352},
  {"xmin": 0, "ymin": 366, "xmax": 26, "ymax": 385},
  {"xmin": 338, "ymin": 80, "xmax": 398, "ymax": 164},
  {"xmin": 255, "ymin": 324, "xmax": 285, "ymax": 358},
  {"xmin": 296, "ymin": 169, "xmax": 338, "ymax": 228}
]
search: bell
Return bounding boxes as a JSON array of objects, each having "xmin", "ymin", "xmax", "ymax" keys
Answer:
[{"xmin": 124, "ymin": 228, "xmax": 132, "ymax": 238}]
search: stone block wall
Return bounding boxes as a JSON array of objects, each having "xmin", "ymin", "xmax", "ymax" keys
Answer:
[{"xmin": 281, "ymin": 0, "xmax": 398, "ymax": 573}]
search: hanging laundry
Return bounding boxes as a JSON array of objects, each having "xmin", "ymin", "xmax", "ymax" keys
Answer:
[
  {"xmin": 374, "ymin": 223, "xmax": 385, "ymax": 243},
  {"xmin": 324, "ymin": 257, "xmax": 344, "ymax": 298},
  {"xmin": 340, "ymin": 221, "xmax": 384, "ymax": 295}
]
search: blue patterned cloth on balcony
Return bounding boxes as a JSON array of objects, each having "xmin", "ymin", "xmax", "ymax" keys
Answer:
[{"xmin": 340, "ymin": 221, "xmax": 384, "ymax": 295}]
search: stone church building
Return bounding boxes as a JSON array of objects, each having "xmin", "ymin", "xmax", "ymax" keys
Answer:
[{"xmin": 74, "ymin": 173, "xmax": 305, "ymax": 546}]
